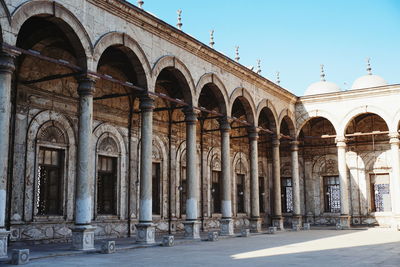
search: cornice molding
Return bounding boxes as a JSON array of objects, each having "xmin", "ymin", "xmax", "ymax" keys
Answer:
[{"xmin": 88, "ymin": 0, "xmax": 297, "ymax": 103}]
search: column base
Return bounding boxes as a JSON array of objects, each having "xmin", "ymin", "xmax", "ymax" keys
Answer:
[
  {"xmin": 250, "ymin": 218, "xmax": 262, "ymax": 233},
  {"xmin": 337, "ymin": 215, "xmax": 351, "ymax": 230},
  {"xmin": 0, "ymin": 229, "xmax": 10, "ymax": 258},
  {"xmin": 183, "ymin": 221, "xmax": 201, "ymax": 240},
  {"xmin": 391, "ymin": 215, "xmax": 400, "ymax": 231},
  {"xmin": 272, "ymin": 216, "xmax": 284, "ymax": 230},
  {"xmin": 136, "ymin": 223, "xmax": 156, "ymax": 244},
  {"xmin": 71, "ymin": 225, "xmax": 96, "ymax": 250},
  {"xmin": 220, "ymin": 218, "xmax": 234, "ymax": 236},
  {"xmin": 292, "ymin": 215, "xmax": 303, "ymax": 230}
]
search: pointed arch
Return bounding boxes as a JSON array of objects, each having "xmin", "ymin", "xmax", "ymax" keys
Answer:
[{"xmin": 278, "ymin": 109, "xmax": 296, "ymax": 137}]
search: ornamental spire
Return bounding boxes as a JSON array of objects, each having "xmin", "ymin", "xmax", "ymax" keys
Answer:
[
  {"xmin": 235, "ymin": 46, "xmax": 240, "ymax": 62},
  {"xmin": 366, "ymin": 57, "xmax": 372, "ymax": 75},
  {"xmin": 256, "ymin": 59, "xmax": 261, "ymax": 74},
  {"xmin": 209, "ymin": 30, "xmax": 215, "ymax": 48},
  {"xmin": 137, "ymin": 0, "xmax": 144, "ymax": 9},
  {"xmin": 320, "ymin": 64, "xmax": 326, "ymax": 82},
  {"xmin": 276, "ymin": 71, "xmax": 281, "ymax": 85},
  {"xmin": 177, "ymin": 9, "xmax": 182, "ymax": 30}
]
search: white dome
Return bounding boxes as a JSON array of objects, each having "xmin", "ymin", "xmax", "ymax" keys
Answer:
[
  {"xmin": 351, "ymin": 74, "xmax": 387, "ymax": 90},
  {"xmin": 304, "ymin": 80, "xmax": 341, "ymax": 96}
]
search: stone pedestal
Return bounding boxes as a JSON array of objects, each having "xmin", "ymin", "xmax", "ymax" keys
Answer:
[
  {"xmin": 162, "ymin": 235, "xmax": 174, "ymax": 247},
  {"xmin": 292, "ymin": 215, "xmax": 303, "ymax": 228},
  {"xmin": 0, "ymin": 229, "xmax": 10, "ymax": 258},
  {"xmin": 220, "ymin": 218, "xmax": 234, "ymax": 236},
  {"xmin": 11, "ymin": 249, "xmax": 29, "ymax": 265},
  {"xmin": 272, "ymin": 216, "xmax": 284, "ymax": 230},
  {"xmin": 250, "ymin": 218, "xmax": 262, "ymax": 233},
  {"xmin": 71, "ymin": 225, "xmax": 96, "ymax": 250},
  {"xmin": 136, "ymin": 223, "xmax": 156, "ymax": 244},
  {"xmin": 183, "ymin": 221, "xmax": 200, "ymax": 240},
  {"xmin": 338, "ymin": 215, "xmax": 351, "ymax": 229}
]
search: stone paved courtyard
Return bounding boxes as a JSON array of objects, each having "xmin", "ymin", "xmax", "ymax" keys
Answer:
[{"xmin": 4, "ymin": 228, "xmax": 400, "ymax": 266}]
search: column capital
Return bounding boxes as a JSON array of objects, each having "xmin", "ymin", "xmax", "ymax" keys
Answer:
[
  {"xmin": 290, "ymin": 140, "xmax": 300, "ymax": 151},
  {"xmin": 335, "ymin": 136, "xmax": 347, "ymax": 147},
  {"xmin": 272, "ymin": 138, "xmax": 280, "ymax": 147},
  {"xmin": 139, "ymin": 94, "xmax": 155, "ymax": 111},
  {"xmin": 218, "ymin": 117, "xmax": 231, "ymax": 132},
  {"xmin": 0, "ymin": 45, "xmax": 19, "ymax": 74},
  {"xmin": 77, "ymin": 73, "xmax": 97, "ymax": 96},
  {"xmin": 183, "ymin": 107, "xmax": 199, "ymax": 123},
  {"xmin": 389, "ymin": 132, "xmax": 400, "ymax": 145},
  {"xmin": 247, "ymin": 126, "xmax": 259, "ymax": 141}
]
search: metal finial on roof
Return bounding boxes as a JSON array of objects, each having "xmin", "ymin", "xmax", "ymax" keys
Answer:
[
  {"xmin": 256, "ymin": 59, "xmax": 261, "ymax": 74},
  {"xmin": 209, "ymin": 30, "xmax": 215, "ymax": 48},
  {"xmin": 366, "ymin": 57, "xmax": 372, "ymax": 75},
  {"xmin": 235, "ymin": 46, "xmax": 240, "ymax": 62},
  {"xmin": 320, "ymin": 64, "xmax": 326, "ymax": 81},
  {"xmin": 276, "ymin": 71, "xmax": 280, "ymax": 85},
  {"xmin": 177, "ymin": 9, "xmax": 183, "ymax": 30},
  {"xmin": 137, "ymin": 0, "xmax": 144, "ymax": 8}
]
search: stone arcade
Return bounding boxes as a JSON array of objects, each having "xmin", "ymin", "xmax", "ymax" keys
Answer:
[{"xmin": 0, "ymin": 0, "xmax": 399, "ymax": 257}]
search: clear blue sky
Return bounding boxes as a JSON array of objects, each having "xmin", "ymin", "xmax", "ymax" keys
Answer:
[{"xmin": 128, "ymin": 0, "xmax": 400, "ymax": 96}]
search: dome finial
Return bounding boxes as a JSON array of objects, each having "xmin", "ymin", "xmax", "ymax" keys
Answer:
[
  {"xmin": 320, "ymin": 64, "xmax": 326, "ymax": 82},
  {"xmin": 366, "ymin": 57, "xmax": 372, "ymax": 75}
]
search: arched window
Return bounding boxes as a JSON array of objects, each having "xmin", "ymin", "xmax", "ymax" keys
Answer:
[
  {"xmin": 210, "ymin": 156, "xmax": 221, "ymax": 214},
  {"xmin": 97, "ymin": 136, "xmax": 119, "ymax": 215},
  {"xmin": 36, "ymin": 123, "xmax": 68, "ymax": 216}
]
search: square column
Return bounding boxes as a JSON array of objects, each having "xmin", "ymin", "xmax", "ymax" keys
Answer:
[
  {"xmin": 72, "ymin": 74, "xmax": 97, "ymax": 250},
  {"xmin": 136, "ymin": 96, "xmax": 156, "ymax": 244}
]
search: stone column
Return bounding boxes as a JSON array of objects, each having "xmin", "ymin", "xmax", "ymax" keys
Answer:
[
  {"xmin": 336, "ymin": 137, "xmax": 350, "ymax": 229},
  {"xmin": 389, "ymin": 133, "xmax": 400, "ymax": 230},
  {"xmin": 0, "ymin": 47, "xmax": 18, "ymax": 259},
  {"xmin": 291, "ymin": 141, "xmax": 302, "ymax": 228},
  {"xmin": 219, "ymin": 118, "xmax": 234, "ymax": 235},
  {"xmin": 249, "ymin": 127, "xmax": 261, "ymax": 232},
  {"xmin": 272, "ymin": 138, "xmax": 284, "ymax": 229},
  {"xmin": 183, "ymin": 108, "xmax": 200, "ymax": 239},
  {"xmin": 136, "ymin": 96, "xmax": 156, "ymax": 244},
  {"xmin": 72, "ymin": 74, "xmax": 96, "ymax": 250}
]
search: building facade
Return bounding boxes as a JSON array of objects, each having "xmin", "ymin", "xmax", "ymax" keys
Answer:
[{"xmin": 0, "ymin": 0, "xmax": 399, "ymax": 255}]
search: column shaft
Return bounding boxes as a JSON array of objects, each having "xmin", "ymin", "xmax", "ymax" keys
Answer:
[
  {"xmin": 0, "ymin": 48, "xmax": 17, "ymax": 259},
  {"xmin": 336, "ymin": 137, "xmax": 350, "ymax": 229},
  {"xmin": 139, "ymin": 97, "xmax": 154, "ymax": 223},
  {"xmin": 291, "ymin": 141, "xmax": 301, "ymax": 216},
  {"xmin": 249, "ymin": 129, "xmax": 260, "ymax": 218},
  {"xmin": 75, "ymin": 76, "xmax": 96, "ymax": 225},
  {"xmin": 220, "ymin": 120, "xmax": 232, "ymax": 219},
  {"xmin": 272, "ymin": 139, "xmax": 282, "ymax": 216},
  {"xmin": 72, "ymin": 75, "xmax": 96, "ymax": 250},
  {"xmin": 185, "ymin": 109, "xmax": 198, "ymax": 221},
  {"xmin": 389, "ymin": 134, "xmax": 400, "ymax": 217}
]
